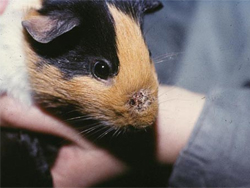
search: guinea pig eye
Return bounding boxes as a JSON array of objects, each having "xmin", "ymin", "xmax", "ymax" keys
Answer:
[{"xmin": 92, "ymin": 60, "xmax": 111, "ymax": 80}]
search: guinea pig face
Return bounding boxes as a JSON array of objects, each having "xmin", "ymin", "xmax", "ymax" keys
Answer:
[{"xmin": 23, "ymin": 0, "xmax": 162, "ymax": 130}]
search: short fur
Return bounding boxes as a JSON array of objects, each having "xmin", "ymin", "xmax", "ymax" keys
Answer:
[{"xmin": 0, "ymin": 0, "xmax": 162, "ymax": 187}]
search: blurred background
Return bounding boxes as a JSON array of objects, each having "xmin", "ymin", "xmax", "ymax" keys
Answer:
[
  {"xmin": 145, "ymin": 1, "xmax": 197, "ymax": 86},
  {"xmin": 145, "ymin": 0, "xmax": 250, "ymax": 94}
]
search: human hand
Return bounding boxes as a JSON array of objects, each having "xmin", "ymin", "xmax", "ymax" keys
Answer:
[
  {"xmin": 51, "ymin": 139, "xmax": 126, "ymax": 187},
  {"xmin": 0, "ymin": 95, "xmax": 127, "ymax": 187},
  {"xmin": 0, "ymin": 85, "xmax": 205, "ymax": 186}
]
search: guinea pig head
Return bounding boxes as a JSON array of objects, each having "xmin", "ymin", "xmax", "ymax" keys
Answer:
[{"xmin": 23, "ymin": 0, "xmax": 162, "ymax": 130}]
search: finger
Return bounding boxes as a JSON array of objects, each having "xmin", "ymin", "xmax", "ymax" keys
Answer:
[
  {"xmin": 52, "ymin": 144, "xmax": 127, "ymax": 187},
  {"xmin": 0, "ymin": 95, "xmax": 94, "ymax": 149}
]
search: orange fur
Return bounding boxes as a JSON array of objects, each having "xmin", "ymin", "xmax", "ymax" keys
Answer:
[
  {"xmin": 24, "ymin": 5, "xmax": 158, "ymax": 129},
  {"xmin": 23, "ymin": 0, "xmax": 42, "ymax": 20}
]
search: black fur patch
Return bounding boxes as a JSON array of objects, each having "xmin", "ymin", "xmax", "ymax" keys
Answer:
[
  {"xmin": 1, "ymin": 128, "xmax": 59, "ymax": 187},
  {"xmin": 108, "ymin": 0, "xmax": 162, "ymax": 23},
  {"xmin": 25, "ymin": 0, "xmax": 162, "ymax": 79},
  {"xmin": 27, "ymin": 0, "xmax": 119, "ymax": 79}
]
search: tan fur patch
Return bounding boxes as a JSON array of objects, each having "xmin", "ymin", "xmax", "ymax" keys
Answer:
[
  {"xmin": 24, "ymin": 5, "xmax": 158, "ymax": 129},
  {"xmin": 22, "ymin": 0, "xmax": 42, "ymax": 20},
  {"xmin": 106, "ymin": 5, "xmax": 159, "ymax": 127}
]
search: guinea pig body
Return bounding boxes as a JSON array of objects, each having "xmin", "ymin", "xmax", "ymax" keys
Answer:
[
  {"xmin": 0, "ymin": 0, "xmax": 162, "ymax": 187},
  {"xmin": 0, "ymin": 0, "xmax": 41, "ymax": 105}
]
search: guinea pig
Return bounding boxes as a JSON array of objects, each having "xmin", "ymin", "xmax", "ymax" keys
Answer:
[{"xmin": 0, "ymin": 0, "xmax": 162, "ymax": 187}]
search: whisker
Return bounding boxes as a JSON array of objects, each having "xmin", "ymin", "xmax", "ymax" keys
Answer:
[
  {"xmin": 154, "ymin": 52, "xmax": 183, "ymax": 60},
  {"xmin": 112, "ymin": 127, "xmax": 122, "ymax": 137},
  {"xmin": 85, "ymin": 125, "xmax": 109, "ymax": 138},
  {"xmin": 155, "ymin": 58, "xmax": 173, "ymax": 64},
  {"xmin": 116, "ymin": 129, "xmax": 123, "ymax": 137},
  {"xmin": 123, "ymin": 128, "xmax": 127, "ymax": 135},
  {"xmin": 158, "ymin": 87, "xmax": 177, "ymax": 99},
  {"xmin": 97, "ymin": 126, "xmax": 115, "ymax": 140},
  {"xmin": 78, "ymin": 123, "xmax": 103, "ymax": 134},
  {"xmin": 64, "ymin": 109, "xmax": 79, "ymax": 115},
  {"xmin": 153, "ymin": 52, "xmax": 183, "ymax": 64},
  {"xmin": 66, "ymin": 115, "xmax": 93, "ymax": 122},
  {"xmin": 144, "ymin": 21, "xmax": 163, "ymax": 36}
]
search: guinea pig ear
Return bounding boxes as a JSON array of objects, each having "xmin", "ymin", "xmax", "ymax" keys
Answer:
[
  {"xmin": 142, "ymin": 0, "xmax": 163, "ymax": 13},
  {"xmin": 22, "ymin": 15, "xmax": 80, "ymax": 44}
]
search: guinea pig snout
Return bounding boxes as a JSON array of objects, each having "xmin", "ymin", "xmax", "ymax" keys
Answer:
[{"xmin": 128, "ymin": 89, "xmax": 153, "ymax": 112}]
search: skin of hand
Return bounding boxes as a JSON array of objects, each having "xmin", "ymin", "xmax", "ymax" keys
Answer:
[
  {"xmin": 0, "ymin": 86, "xmax": 205, "ymax": 187},
  {"xmin": 0, "ymin": 0, "xmax": 8, "ymax": 15},
  {"xmin": 156, "ymin": 86, "xmax": 205, "ymax": 164}
]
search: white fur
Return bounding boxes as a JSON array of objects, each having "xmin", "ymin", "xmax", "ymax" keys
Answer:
[{"xmin": 0, "ymin": 0, "xmax": 41, "ymax": 105}]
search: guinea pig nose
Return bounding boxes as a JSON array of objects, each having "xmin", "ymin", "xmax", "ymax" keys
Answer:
[{"xmin": 128, "ymin": 89, "xmax": 152, "ymax": 112}]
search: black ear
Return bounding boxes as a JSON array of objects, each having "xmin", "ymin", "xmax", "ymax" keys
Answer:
[
  {"xmin": 22, "ymin": 14, "xmax": 80, "ymax": 44},
  {"xmin": 143, "ymin": 0, "xmax": 163, "ymax": 13}
]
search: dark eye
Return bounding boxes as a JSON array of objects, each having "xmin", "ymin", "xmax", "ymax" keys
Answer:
[{"xmin": 92, "ymin": 60, "xmax": 111, "ymax": 80}]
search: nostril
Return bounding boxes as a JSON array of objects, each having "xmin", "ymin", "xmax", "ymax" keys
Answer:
[{"xmin": 129, "ymin": 98, "xmax": 136, "ymax": 106}]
